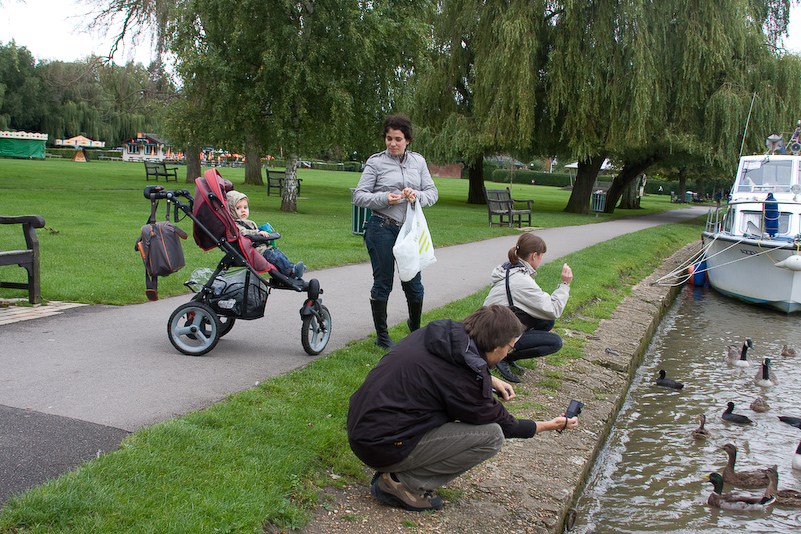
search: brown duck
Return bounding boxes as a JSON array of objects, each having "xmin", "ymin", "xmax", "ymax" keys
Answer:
[
  {"xmin": 765, "ymin": 465, "xmax": 801, "ymax": 507},
  {"xmin": 721, "ymin": 443, "xmax": 769, "ymax": 488},
  {"xmin": 691, "ymin": 414, "xmax": 710, "ymax": 440}
]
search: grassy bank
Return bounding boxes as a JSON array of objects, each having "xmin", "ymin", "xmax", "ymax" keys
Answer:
[
  {"xmin": 0, "ymin": 218, "xmax": 703, "ymax": 533},
  {"xmin": 0, "ymin": 158, "xmax": 688, "ymax": 304}
]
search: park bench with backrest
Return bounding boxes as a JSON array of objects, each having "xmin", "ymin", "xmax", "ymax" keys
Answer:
[
  {"xmin": 266, "ymin": 168, "xmax": 303, "ymax": 196},
  {"xmin": 484, "ymin": 187, "xmax": 534, "ymax": 228},
  {"xmin": 0, "ymin": 215, "xmax": 46, "ymax": 304},
  {"xmin": 144, "ymin": 161, "xmax": 178, "ymax": 182}
]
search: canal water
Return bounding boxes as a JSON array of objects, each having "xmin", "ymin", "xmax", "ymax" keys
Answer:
[{"xmin": 570, "ymin": 285, "xmax": 801, "ymax": 533}]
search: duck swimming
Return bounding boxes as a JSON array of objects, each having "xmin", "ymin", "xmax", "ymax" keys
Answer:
[
  {"xmin": 750, "ymin": 397, "xmax": 771, "ymax": 412},
  {"xmin": 753, "ymin": 358, "xmax": 779, "ymax": 387},
  {"xmin": 656, "ymin": 369, "xmax": 684, "ymax": 389},
  {"xmin": 691, "ymin": 414, "xmax": 710, "ymax": 440},
  {"xmin": 726, "ymin": 339, "xmax": 753, "ymax": 366},
  {"xmin": 765, "ymin": 466, "xmax": 801, "ymax": 507},
  {"xmin": 722, "ymin": 402, "xmax": 753, "ymax": 425},
  {"xmin": 721, "ymin": 443, "xmax": 770, "ymax": 488},
  {"xmin": 707, "ymin": 472, "xmax": 775, "ymax": 510},
  {"xmin": 778, "ymin": 416, "xmax": 801, "ymax": 429},
  {"xmin": 781, "ymin": 345, "xmax": 797, "ymax": 357}
]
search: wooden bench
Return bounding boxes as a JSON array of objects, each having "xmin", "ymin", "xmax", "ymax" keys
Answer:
[
  {"xmin": 266, "ymin": 168, "xmax": 303, "ymax": 196},
  {"xmin": 485, "ymin": 187, "xmax": 534, "ymax": 228},
  {"xmin": 144, "ymin": 161, "xmax": 178, "ymax": 182},
  {"xmin": 1, "ymin": 215, "xmax": 46, "ymax": 304}
]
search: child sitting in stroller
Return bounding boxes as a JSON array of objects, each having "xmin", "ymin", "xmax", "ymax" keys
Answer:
[{"xmin": 227, "ymin": 190, "xmax": 306, "ymax": 279}]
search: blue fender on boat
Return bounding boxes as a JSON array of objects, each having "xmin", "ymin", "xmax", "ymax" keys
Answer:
[
  {"xmin": 764, "ymin": 193, "xmax": 779, "ymax": 237},
  {"xmin": 688, "ymin": 261, "xmax": 708, "ymax": 286}
]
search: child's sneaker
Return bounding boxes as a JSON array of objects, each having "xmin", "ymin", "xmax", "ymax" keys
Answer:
[
  {"xmin": 291, "ymin": 261, "xmax": 306, "ymax": 279},
  {"xmin": 370, "ymin": 472, "xmax": 443, "ymax": 511}
]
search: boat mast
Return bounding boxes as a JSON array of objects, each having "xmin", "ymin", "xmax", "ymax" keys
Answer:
[{"xmin": 739, "ymin": 92, "xmax": 757, "ymax": 159}]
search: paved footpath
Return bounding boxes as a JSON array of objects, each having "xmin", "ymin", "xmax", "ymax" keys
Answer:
[{"xmin": 0, "ymin": 206, "xmax": 707, "ymax": 504}]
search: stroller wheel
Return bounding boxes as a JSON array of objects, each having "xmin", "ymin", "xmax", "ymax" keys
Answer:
[
  {"xmin": 168, "ymin": 302, "xmax": 220, "ymax": 356},
  {"xmin": 301, "ymin": 304, "xmax": 332, "ymax": 356}
]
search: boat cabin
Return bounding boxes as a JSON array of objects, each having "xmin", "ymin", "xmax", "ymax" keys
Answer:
[{"xmin": 723, "ymin": 155, "xmax": 801, "ymax": 239}]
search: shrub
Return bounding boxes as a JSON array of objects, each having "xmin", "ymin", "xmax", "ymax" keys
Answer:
[{"xmin": 491, "ymin": 169, "xmax": 572, "ymax": 187}]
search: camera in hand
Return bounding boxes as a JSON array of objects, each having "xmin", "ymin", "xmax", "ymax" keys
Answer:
[{"xmin": 565, "ymin": 399, "xmax": 584, "ymax": 419}]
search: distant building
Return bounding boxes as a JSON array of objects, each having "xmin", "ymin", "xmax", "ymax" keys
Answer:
[{"xmin": 122, "ymin": 133, "xmax": 175, "ymax": 162}]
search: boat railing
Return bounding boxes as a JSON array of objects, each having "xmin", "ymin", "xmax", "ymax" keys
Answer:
[{"xmin": 704, "ymin": 207, "xmax": 724, "ymax": 233}]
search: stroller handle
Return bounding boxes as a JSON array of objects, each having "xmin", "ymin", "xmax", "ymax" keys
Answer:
[{"xmin": 143, "ymin": 185, "xmax": 194, "ymax": 202}]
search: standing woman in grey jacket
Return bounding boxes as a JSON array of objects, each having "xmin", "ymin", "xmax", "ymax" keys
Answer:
[{"xmin": 353, "ymin": 114, "xmax": 439, "ymax": 349}]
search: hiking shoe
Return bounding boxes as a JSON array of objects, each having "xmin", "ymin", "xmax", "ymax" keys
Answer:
[
  {"xmin": 370, "ymin": 472, "xmax": 443, "ymax": 511},
  {"xmin": 495, "ymin": 360, "xmax": 521, "ymax": 383},
  {"xmin": 291, "ymin": 261, "xmax": 306, "ymax": 279},
  {"xmin": 508, "ymin": 360, "xmax": 526, "ymax": 373}
]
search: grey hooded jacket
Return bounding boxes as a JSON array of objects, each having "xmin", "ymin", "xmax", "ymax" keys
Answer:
[{"xmin": 352, "ymin": 149, "xmax": 438, "ymax": 224}]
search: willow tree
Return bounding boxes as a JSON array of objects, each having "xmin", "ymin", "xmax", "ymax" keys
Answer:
[
  {"xmin": 548, "ymin": 0, "xmax": 800, "ymax": 214},
  {"xmin": 603, "ymin": 0, "xmax": 801, "ymax": 213},
  {"xmin": 413, "ymin": 0, "xmax": 556, "ymax": 204}
]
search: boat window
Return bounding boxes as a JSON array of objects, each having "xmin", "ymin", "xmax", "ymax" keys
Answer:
[
  {"xmin": 737, "ymin": 159, "xmax": 793, "ymax": 193},
  {"xmin": 722, "ymin": 206, "xmax": 734, "ymax": 233},
  {"xmin": 739, "ymin": 210, "xmax": 791, "ymax": 234}
]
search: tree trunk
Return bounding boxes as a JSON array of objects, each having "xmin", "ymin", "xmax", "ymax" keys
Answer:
[
  {"xmin": 243, "ymin": 133, "xmax": 264, "ymax": 185},
  {"xmin": 467, "ymin": 158, "xmax": 485, "ymax": 204},
  {"xmin": 281, "ymin": 154, "xmax": 299, "ymax": 212},
  {"xmin": 620, "ymin": 179, "xmax": 639, "ymax": 209},
  {"xmin": 604, "ymin": 155, "xmax": 663, "ymax": 213},
  {"xmin": 678, "ymin": 169, "xmax": 687, "ymax": 202},
  {"xmin": 564, "ymin": 155, "xmax": 605, "ymax": 214},
  {"xmin": 185, "ymin": 144, "xmax": 201, "ymax": 183}
]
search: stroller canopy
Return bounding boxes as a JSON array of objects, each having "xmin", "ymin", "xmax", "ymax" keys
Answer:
[{"xmin": 192, "ymin": 169, "xmax": 272, "ymax": 273}]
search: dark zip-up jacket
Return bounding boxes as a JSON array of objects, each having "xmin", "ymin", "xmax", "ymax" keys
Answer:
[{"xmin": 347, "ymin": 319, "xmax": 537, "ymax": 468}]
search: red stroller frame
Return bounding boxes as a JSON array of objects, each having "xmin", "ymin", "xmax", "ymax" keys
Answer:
[{"xmin": 143, "ymin": 169, "xmax": 332, "ymax": 356}]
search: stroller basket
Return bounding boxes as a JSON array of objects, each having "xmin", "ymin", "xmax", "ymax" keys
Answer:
[{"xmin": 209, "ymin": 268, "xmax": 268, "ymax": 319}]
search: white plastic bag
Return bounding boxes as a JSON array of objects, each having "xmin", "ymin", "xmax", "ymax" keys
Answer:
[{"xmin": 392, "ymin": 201, "xmax": 436, "ymax": 282}]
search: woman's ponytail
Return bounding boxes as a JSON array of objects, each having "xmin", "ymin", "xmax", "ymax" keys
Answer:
[{"xmin": 509, "ymin": 234, "xmax": 547, "ymax": 265}]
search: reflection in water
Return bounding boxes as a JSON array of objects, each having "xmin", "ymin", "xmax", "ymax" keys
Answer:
[{"xmin": 571, "ymin": 286, "xmax": 801, "ymax": 533}]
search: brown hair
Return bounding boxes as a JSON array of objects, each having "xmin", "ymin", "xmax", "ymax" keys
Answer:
[
  {"xmin": 508, "ymin": 233, "xmax": 547, "ymax": 265},
  {"xmin": 382, "ymin": 114, "xmax": 413, "ymax": 143},
  {"xmin": 463, "ymin": 304, "xmax": 525, "ymax": 354}
]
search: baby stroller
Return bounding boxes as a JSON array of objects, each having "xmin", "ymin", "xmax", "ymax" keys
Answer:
[{"xmin": 143, "ymin": 169, "xmax": 332, "ymax": 356}]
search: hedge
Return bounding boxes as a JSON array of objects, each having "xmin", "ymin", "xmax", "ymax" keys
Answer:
[{"xmin": 490, "ymin": 168, "xmax": 572, "ymax": 187}]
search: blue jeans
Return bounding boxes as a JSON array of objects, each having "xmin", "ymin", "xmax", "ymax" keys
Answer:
[
  {"xmin": 363, "ymin": 215, "xmax": 423, "ymax": 302},
  {"xmin": 262, "ymin": 248, "xmax": 294, "ymax": 277}
]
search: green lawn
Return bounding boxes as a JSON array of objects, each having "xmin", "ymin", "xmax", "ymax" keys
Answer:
[
  {"xmin": 0, "ymin": 158, "xmax": 687, "ymax": 304},
  {"xmin": 0, "ymin": 219, "xmax": 703, "ymax": 533},
  {"xmin": 0, "ymin": 157, "xmax": 705, "ymax": 532}
]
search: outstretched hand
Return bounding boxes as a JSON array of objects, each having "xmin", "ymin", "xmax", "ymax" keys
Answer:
[{"xmin": 561, "ymin": 263, "xmax": 573, "ymax": 285}]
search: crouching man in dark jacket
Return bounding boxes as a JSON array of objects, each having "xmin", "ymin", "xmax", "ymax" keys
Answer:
[{"xmin": 347, "ymin": 304, "xmax": 579, "ymax": 511}]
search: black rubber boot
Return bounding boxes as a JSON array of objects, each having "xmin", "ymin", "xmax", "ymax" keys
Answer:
[
  {"xmin": 406, "ymin": 300, "xmax": 423, "ymax": 332},
  {"xmin": 370, "ymin": 299, "xmax": 396, "ymax": 350}
]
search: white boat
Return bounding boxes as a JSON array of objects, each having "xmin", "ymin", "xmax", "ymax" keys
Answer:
[{"xmin": 701, "ymin": 133, "xmax": 801, "ymax": 313}]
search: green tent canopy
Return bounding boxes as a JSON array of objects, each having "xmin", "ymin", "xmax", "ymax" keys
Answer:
[{"xmin": 0, "ymin": 132, "xmax": 48, "ymax": 159}]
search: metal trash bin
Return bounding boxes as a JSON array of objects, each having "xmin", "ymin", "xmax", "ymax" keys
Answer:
[
  {"xmin": 685, "ymin": 191, "xmax": 694, "ymax": 203},
  {"xmin": 350, "ymin": 188, "xmax": 371, "ymax": 235},
  {"xmin": 591, "ymin": 190, "xmax": 606, "ymax": 213}
]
